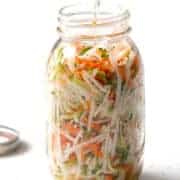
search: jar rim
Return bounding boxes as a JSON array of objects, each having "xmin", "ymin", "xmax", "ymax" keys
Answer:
[
  {"xmin": 59, "ymin": 3, "xmax": 130, "ymax": 27},
  {"xmin": 58, "ymin": 3, "xmax": 130, "ymax": 26},
  {"xmin": 58, "ymin": 2, "xmax": 130, "ymax": 38}
]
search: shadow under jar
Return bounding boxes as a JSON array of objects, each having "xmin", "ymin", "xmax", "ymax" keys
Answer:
[{"xmin": 47, "ymin": 2, "xmax": 145, "ymax": 180}]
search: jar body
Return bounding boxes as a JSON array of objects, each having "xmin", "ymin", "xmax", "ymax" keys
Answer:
[{"xmin": 47, "ymin": 35, "xmax": 145, "ymax": 180}]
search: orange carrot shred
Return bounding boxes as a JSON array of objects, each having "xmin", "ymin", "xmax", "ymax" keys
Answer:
[
  {"xmin": 63, "ymin": 122, "xmax": 80, "ymax": 137},
  {"xmin": 105, "ymin": 175, "xmax": 113, "ymax": 180}
]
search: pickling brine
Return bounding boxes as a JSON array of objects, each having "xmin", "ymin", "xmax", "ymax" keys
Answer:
[{"xmin": 47, "ymin": 2, "xmax": 145, "ymax": 180}]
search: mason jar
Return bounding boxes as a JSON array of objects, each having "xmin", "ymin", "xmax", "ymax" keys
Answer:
[{"xmin": 47, "ymin": 2, "xmax": 145, "ymax": 180}]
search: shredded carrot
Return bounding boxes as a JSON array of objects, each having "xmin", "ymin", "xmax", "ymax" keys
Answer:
[
  {"xmin": 69, "ymin": 153, "xmax": 76, "ymax": 161},
  {"xmin": 97, "ymin": 151, "xmax": 103, "ymax": 158},
  {"xmin": 81, "ymin": 142, "xmax": 103, "ymax": 160},
  {"xmin": 86, "ymin": 143, "xmax": 102, "ymax": 157},
  {"xmin": 105, "ymin": 175, "xmax": 113, "ymax": 180},
  {"xmin": 130, "ymin": 55, "xmax": 140, "ymax": 79},
  {"xmin": 60, "ymin": 134, "xmax": 73, "ymax": 149},
  {"xmin": 108, "ymin": 90, "xmax": 116, "ymax": 103},
  {"xmin": 126, "ymin": 55, "xmax": 141, "ymax": 88},
  {"xmin": 52, "ymin": 132, "xmax": 73, "ymax": 151},
  {"xmin": 63, "ymin": 122, "xmax": 80, "ymax": 137},
  {"xmin": 119, "ymin": 164, "xmax": 134, "ymax": 180},
  {"xmin": 75, "ymin": 57, "xmax": 113, "ymax": 73},
  {"xmin": 95, "ymin": 75, "xmax": 106, "ymax": 85},
  {"xmin": 81, "ymin": 116, "xmax": 102, "ymax": 132},
  {"xmin": 91, "ymin": 123, "xmax": 102, "ymax": 132},
  {"xmin": 118, "ymin": 65, "xmax": 127, "ymax": 82},
  {"xmin": 119, "ymin": 164, "xmax": 133, "ymax": 171}
]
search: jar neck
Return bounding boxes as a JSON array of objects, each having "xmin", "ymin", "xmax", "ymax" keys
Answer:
[{"xmin": 58, "ymin": 3, "xmax": 131, "ymax": 41}]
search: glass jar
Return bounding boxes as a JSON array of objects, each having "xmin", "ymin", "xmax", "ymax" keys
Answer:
[{"xmin": 47, "ymin": 2, "xmax": 145, "ymax": 180}]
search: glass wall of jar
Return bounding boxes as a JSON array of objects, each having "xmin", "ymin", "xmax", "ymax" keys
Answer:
[{"xmin": 47, "ymin": 2, "xmax": 145, "ymax": 180}]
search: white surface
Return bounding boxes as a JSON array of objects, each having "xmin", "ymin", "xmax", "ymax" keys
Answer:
[{"xmin": 0, "ymin": 0, "xmax": 180, "ymax": 179}]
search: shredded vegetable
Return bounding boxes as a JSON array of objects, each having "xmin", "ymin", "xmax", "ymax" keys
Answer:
[{"xmin": 48, "ymin": 38, "xmax": 145, "ymax": 180}]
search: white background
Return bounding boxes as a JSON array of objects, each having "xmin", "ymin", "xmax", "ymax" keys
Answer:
[{"xmin": 0, "ymin": 0, "xmax": 180, "ymax": 179}]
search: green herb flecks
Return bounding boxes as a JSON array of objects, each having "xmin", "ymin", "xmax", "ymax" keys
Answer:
[
  {"xmin": 116, "ymin": 136, "xmax": 130, "ymax": 163},
  {"xmin": 128, "ymin": 112, "xmax": 133, "ymax": 120},
  {"xmin": 121, "ymin": 80, "xmax": 126, "ymax": 93},
  {"xmin": 49, "ymin": 63, "xmax": 67, "ymax": 81},
  {"xmin": 109, "ymin": 74, "xmax": 117, "ymax": 89},
  {"xmin": 81, "ymin": 164, "xmax": 88, "ymax": 175},
  {"xmin": 70, "ymin": 75, "xmax": 89, "ymax": 90},
  {"xmin": 116, "ymin": 144, "xmax": 130, "ymax": 162},
  {"xmin": 108, "ymin": 104, "xmax": 114, "ymax": 113},
  {"xmin": 79, "ymin": 46, "xmax": 92, "ymax": 56},
  {"xmin": 98, "ymin": 48, "xmax": 109, "ymax": 59},
  {"xmin": 91, "ymin": 161, "xmax": 102, "ymax": 174},
  {"xmin": 83, "ymin": 129, "xmax": 92, "ymax": 138},
  {"xmin": 64, "ymin": 158, "xmax": 77, "ymax": 168},
  {"xmin": 49, "ymin": 48, "xmax": 65, "ymax": 81},
  {"xmin": 56, "ymin": 47, "xmax": 64, "ymax": 64},
  {"xmin": 96, "ymin": 70, "xmax": 108, "ymax": 84}
]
